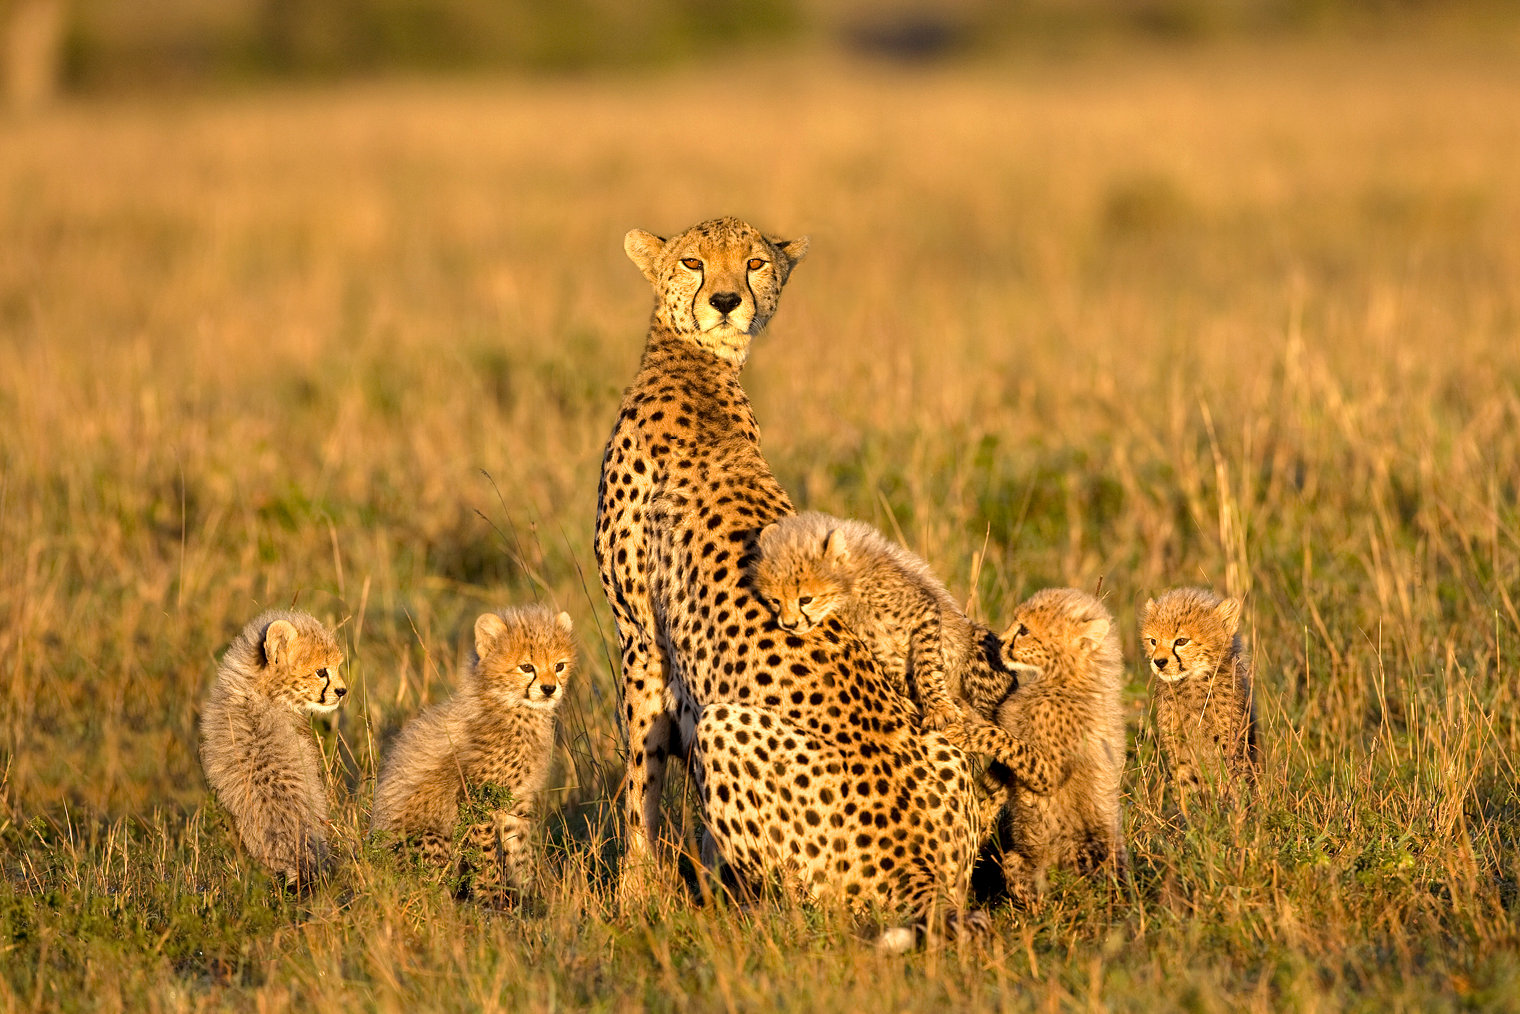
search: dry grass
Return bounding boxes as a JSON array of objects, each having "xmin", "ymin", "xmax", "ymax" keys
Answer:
[{"xmin": 1, "ymin": 37, "xmax": 1518, "ymax": 1011}]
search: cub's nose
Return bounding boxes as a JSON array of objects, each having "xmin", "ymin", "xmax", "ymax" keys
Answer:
[
  {"xmin": 1153, "ymin": 658, "xmax": 1167, "ymax": 672},
  {"xmin": 709, "ymin": 292, "xmax": 742, "ymax": 314},
  {"xmin": 540, "ymin": 683, "xmax": 558, "ymax": 697},
  {"xmin": 334, "ymin": 686, "xmax": 347, "ymax": 697}
]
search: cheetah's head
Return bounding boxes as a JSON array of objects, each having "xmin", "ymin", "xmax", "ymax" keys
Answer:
[
  {"xmin": 1140, "ymin": 589, "xmax": 1240, "ymax": 684},
  {"xmin": 625, "ymin": 216, "xmax": 808, "ymax": 365},
  {"xmin": 259, "ymin": 615, "xmax": 347, "ymax": 715},
  {"xmin": 751, "ymin": 521, "xmax": 851, "ymax": 634},
  {"xmin": 999, "ymin": 587, "xmax": 1116, "ymax": 686},
  {"xmin": 471, "ymin": 608, "xmax": 577, "ymax": 712}
]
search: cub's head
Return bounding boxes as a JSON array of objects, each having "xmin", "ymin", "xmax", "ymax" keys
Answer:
[
  {"xmin": 1140, "ymin": 587, "xmax": 1241, "ymax": 683},
  {"xmin": 625, "ymin": 216, "xmax": 808, "ymax": 364},
  {"xmin": 255, "ymin": 612, "xmax": 347, "ymax": 714},
  {"xmin": 999, "ymin": 588, "xmax": 1117, "ymax": 685},
  {"xmin": 471, "ymin": 607, "xmax": 577, "ymax": 712},
  {"xmin": 751, "ymin": 513, "xmax": 853, "ymax": 634}
]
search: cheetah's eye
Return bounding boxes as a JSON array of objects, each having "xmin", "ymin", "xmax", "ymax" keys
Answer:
[
  {"xmin": 1174, "ymin": 637, "xmax": 1190, "ymax": 647},
  {"xmin": 1146, "ymin": 638, "xmax": 1157, "ymax": 648},
  {"xmin": 316, "ymin": 668, "xmax": 328, "ymax": 680},
  {"xmin": 1017, "ymin": 624, "xmax": 1029, "ymax": 638},
  {"xmin": 798, "ymin": 596, "xmax": 813, "ymax": 606},
  {"xmin": 554, "ymin": 662, "xmax": 566, "ymax": 673},
  {"xmin": 520, "ymin": 664, "xmax": 536, "ymax": 674},
  {"xmin": 680, "ymin": 257, "xmax": 702, "ymax": 270},
  {"xmin": 747, "ymin": 258, "xmax": 766, "ymax": 271}
]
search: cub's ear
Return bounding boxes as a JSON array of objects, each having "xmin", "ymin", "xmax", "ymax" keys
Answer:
[
  {"xmin": 770, "ymin": 235, "xmax": 809, "ymax": 278},
  {"xmin": 555, "ymin": 611, "xmax": 574, "ymax": 633},
  {"xmin": 474, "ymin": 612, "xmax": 508, "ymax": 659},
  {"xmin": 264, "ymin": 619, "xmax": 298, "ymax": 667},
  {"xmin": 1141, "ymin": 598, "xmax": 1157, "ymax": 623},
  {"xmin": 822, "ymin": 528, "xmax": 849, "ymax": 565},
  {"xmin": 1215, "ymin": 597, "xmax": 1242, "ymax": 635},
  {"xmin": 1079, "ymin": 617, "xmax": 1111, "ymax": 652},
  {"xmin": 624, "ymin": 229, "xmax": 667, "ymax": 283}
]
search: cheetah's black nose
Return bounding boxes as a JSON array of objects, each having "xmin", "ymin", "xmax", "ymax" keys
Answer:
[
  {"xmin": 709, "ymin": 292, "xmax": 742, "ymax": 314},
  {"xmin": 334, "ymin": 686, "xmax": 347, "ymax": 697},
  {"xmin": 1153, "ymin": 658, "xmax": 1167, "ymax": 671},
  {"xmin": 541, "ymin": 683, "xmax": 558, "ymax": 697}
]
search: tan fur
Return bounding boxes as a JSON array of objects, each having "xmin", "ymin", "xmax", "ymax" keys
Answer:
[
  {"xmin": 371, "ymin": 605, "xmax": 575, "ymax": 900},
  {"xmin": 980, "ymin": 588, "xmax": 1127, "ymax": 906},
  {"xmin": 596, "ymin": 217, "xmax": 1036, "ymax": 941},
  {"xmin": 1140, "ymin": 587, "xmax": 1259, "ymax": 794},
  {"xmin": 749, "ymin": 511, "xmax": 1016, "ymax": 729},
  {"xmin": 199, "ymin": 610, "xmax": 347, "ymax": 885}
]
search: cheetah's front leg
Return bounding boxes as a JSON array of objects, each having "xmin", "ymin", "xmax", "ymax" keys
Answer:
[{"xmin": 618, "ymin": 639, "xmax": 678, "ymax": 905}]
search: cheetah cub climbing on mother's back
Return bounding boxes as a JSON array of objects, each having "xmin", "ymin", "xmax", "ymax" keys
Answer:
[
  {"xmin": 749, "ymin": 511, "xmax": 1012, "ymax": 731},
  {"xmin": 981, "ymin": 588, "xmax": 1127, "ymax": 907},
  {"xmin": 371, "ymin": 606, "xmax": 575, "ymax": 901},
  {"xmin": 199, "ymin": 610, "xmax": 348, "ymax": 886},
  {"xmin": 1141, "ymin": 587, "xmax": 1259, "ymax": 795}
]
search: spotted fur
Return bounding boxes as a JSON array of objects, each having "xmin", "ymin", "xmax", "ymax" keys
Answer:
[
  {"xmin": 749, "ymin": 511, "xmax": 1025, "ymax": 730},
  {"xmin": 1140, "ymin": 587, "xmax": 1259, "ymax": 794},
  {"xmin": 977, "ymin": 589, "xmax": 1127, "ymax": 907},
  {"xmin": 371, "ymin": 606, "xmax": 576, "ymax": 901},
  {"xmin": 199, "ymin": 610, "xmax": 347, "ymax": 886}
]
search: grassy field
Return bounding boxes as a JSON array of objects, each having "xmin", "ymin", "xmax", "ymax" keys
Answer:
[{"xmin": 2, "ymin": 35, "xmax": 1519, "ymax": 1012}]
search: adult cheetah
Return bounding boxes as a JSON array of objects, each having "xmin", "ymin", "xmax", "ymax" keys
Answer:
[{"xmin": 594, "ymin": 216, "xmax": 1053, "ymax": 934}]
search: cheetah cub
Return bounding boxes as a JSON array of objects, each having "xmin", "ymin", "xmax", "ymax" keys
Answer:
[
  {"xmin": 371, "ymin": 606, "xmax": 575, "ymax": 900},
  {"xmin": 1140, "ymin": 587, "xmax": 1258, "ymax": 794},
  {"xmin": 978, "ymin": 588, "xmax": 1127, "ymax": 906},
  {"xmin": 750, "ymin": 511, "xmax": 988, "ymax": 730},
  {"xmin": 199, "ymin": 610, "xmax": 347, "ymax": 886}
]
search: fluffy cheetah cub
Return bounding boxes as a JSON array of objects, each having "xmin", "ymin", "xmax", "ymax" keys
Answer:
[
  {"xmin": 199, "ymin": 610, "xmax": 347, "ymax": 886},
  {"xmin": 1140, "ymin": 588, "xmax": 1258, "ymax": 793},
  {"xmin": 750, "ymin": 511, "xmax": 981, "ymax": 730},
  {"xmin": 371, "ymin": 606, "xmax": 575, "ymax": 900},
  {"xmin": 981, "ymin": 588, "xmax": 1126, "ymax": 906}
]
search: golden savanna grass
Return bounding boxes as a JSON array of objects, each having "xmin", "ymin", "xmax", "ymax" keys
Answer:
[{"xmin": 2, "ymin": 38, "xmax": 1519, "ymax": 1011}]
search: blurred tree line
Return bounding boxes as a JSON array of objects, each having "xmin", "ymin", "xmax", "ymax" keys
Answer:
[{"xmin": 4, "ymin": 0, "xmax": 1516, "ymax": 107}]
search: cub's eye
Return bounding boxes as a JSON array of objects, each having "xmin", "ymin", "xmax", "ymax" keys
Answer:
[
  {"xmin": 316, "ymin": 668, "xmax": 329, "ymax": 680},
  {"xmin": 520, "ymin": 663, "xmax": 536, "ymax": 674},
  {"xmin": 798, "ymin": 596, "xmax": 813, "ymax": 606},
  {"xmin": 554, "ymin": 662, "xmax": 566, "ymax": 673},
  {"xmin": 747, "ymin": 258, "xmax": 766, "ymax": 270},
  {"xmin": 1145, "ymin": 638, "xmax": 1157, "ymax": 647},
  {"xmin": 1017, "ymin": 624, "xmax": 1029, "ymax": 638},
  {"xmin": 1174, "ymin": 637, "xmax": 1190, "ymax": 647},
  {"xmin": 680, "ymin": 257, "xmax": 702, "ymax": 270}
]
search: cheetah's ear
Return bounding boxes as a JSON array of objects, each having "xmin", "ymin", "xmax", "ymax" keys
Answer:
[
  {"xmin": 555, "ymin": 611, "xmax": 574, "ymax": 633},
  {"xmin": 1215, "ymin": 597, "xmax": 1242, "ymax": 635},
  {"xmin": 1141, "ymin": 598, "xmax": 1157, "ymax": 623},
  {"xmin": 770, "ymin": 235, "xmax": 809, "ymax": 276},
  {"xmin": 474, "ymin": 612, "xmax": 508, "ymax": 659},
  {"xmin": 1079, "ymin": 617, "xmax": 1111, "ymax": 653},
  {"xmin": 264, "ymin": 619, "xmax": 298, "ymax": 668},
  {"xmin": 624, "ymin": 229, "xmax": 667, "ymax": 284},
  {"xmin": 822, "ymin": 528, "xmax": 849, "ymax": 565}
]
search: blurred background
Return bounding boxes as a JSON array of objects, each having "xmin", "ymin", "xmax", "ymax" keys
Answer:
[{"xmin": 5, "ymin": 0, "xmax": 1520, "ymax": 105}]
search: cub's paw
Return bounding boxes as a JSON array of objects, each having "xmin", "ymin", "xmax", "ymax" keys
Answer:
[{"xmin": 920, "ymin": 704, "xmax": 961, "ymax": 733}]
